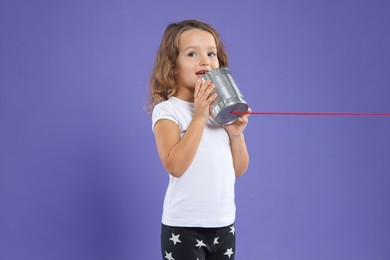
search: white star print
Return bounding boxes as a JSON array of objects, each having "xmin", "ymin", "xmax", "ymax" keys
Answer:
[
  {"xmin": 213, "ymin": 237, "xmax": 219, "ymax": 245},
  {"xmin": 195, "ymin": 239, "xmax": 207, "ymax": 248},
  {"xmin": 224, "ymin": 248, "xmax": 234, "ymax": 258},
  {"xmin": 169, "ymin": 233, "xmax": 182, "ymax": 245},
  {"xmin": 164, "ymin": 251, "xmax": 175, "ymax": 260},
  {"xmin": 229, "ymin": 225, "xmax": 235, "ymax": 236}
]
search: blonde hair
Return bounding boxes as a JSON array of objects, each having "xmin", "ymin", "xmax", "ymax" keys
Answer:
[{"xmin": 146, "ymin": 20, "xmax": 228, "ymax": 114}]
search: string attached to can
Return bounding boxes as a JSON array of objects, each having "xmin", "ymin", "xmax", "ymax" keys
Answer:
[
  {"xmin": 231, "ymin": 111, "xmax": 390, "ymax": 117},
  {"xmin": 202, "ymin": 68, "xmax": 390, "ymax": 122}
]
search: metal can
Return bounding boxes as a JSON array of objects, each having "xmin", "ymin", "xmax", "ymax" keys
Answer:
[{"xmin": 201, "ymin": 68, "xmax": 249, "ymax": 125}]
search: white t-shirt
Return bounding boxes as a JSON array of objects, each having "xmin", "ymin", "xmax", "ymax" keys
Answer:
[{"xmin": 152, "ymin": 97, "xmax": 236, "ymax": 227}]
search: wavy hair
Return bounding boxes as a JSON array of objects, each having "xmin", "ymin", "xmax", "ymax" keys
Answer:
[{"xmin": 146, "ymin": 20, "xmax": 228, "ymax": 114}]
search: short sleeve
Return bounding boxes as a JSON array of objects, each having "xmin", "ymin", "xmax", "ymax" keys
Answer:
[{"xmin": 152, "ymin": 102, "xmax": 178, "ymax": 132}]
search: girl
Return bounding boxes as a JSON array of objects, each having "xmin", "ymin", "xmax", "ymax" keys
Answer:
[{"xmin": 148, "ymin": 20, "xmax": 250, "ymax": 260}]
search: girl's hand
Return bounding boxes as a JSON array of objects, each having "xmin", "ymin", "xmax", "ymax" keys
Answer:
[
  {"xmin": 224, "ymin": 108, "xmax": 251, "ymax": 139},
  {"xmin": 193, "ymin": 79, "xmax": 217, "ymax": 124}
]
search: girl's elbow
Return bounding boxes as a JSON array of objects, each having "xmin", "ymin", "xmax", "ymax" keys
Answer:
[
  {"xmin": 234, "ymin": 162, "xmax": 249, "ymax": 177},
  {"xmin": 235, "ymin": 169, "xmax": 247, "ymax": 177},
  {"xmin": 168, "ymin": 169, "xmax": 185, "ymax": 178},
  {"xmin": 165, "ymin": 163, "xmax": 185, "ymax": 178}
]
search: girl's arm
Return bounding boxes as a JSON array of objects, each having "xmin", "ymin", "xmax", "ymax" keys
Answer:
[
  {"xmin": 153, "ymin": 80, "xmax": 216, "ymax": 178},
  {"xmin": 154, "ymin": 117, "xmax": 206, "ymax": 177},
  {"xmin": 224, "ymin": 111, "xmax": 250, "ymax": 177}
]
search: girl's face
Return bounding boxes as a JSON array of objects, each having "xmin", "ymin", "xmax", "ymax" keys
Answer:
[{"xmin": 175, "ymin": 29, "xmax": 219, "ymax": 99}]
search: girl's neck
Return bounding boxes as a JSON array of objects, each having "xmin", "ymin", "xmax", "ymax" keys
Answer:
[{"xmin": 175, "ymin": 88, "xmax": 194, "ymax": 103}]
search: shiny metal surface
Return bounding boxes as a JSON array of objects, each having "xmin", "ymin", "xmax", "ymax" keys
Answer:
[{"xmin": 201, "ymin": 68, "xmax": 248, "ymax": 125}]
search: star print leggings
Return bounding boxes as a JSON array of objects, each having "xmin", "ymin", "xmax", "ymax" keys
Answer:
[{"xmin": 161, "ymin": 223, "xmax": 236, "ymax": 260}]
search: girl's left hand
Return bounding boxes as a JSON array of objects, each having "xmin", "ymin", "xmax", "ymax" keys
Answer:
[{"xmin": 224, "ymin": 108, "xmax": 251, "ymax": 138}]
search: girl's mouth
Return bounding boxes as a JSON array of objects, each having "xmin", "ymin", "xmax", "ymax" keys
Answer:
[{"xmin": 196, "ymin": 70, "xmax": 209, "ymax": 76}]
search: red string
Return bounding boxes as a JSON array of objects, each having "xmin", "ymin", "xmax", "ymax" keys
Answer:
[{"xmin": 231, "ymin": 111, "xmax": 390, "ymax": 116}]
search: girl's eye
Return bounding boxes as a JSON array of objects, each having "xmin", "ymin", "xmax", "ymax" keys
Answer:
[
  {"xmin": 208, "ymin": 52, "xmax": 217, "ymax": 57},
  {"xmin": 188, "ymin": 52, "xmax": 197, "ymax": 57}
]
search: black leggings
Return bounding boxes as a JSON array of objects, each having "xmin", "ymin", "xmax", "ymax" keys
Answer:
[{"xmin": 161, "ymin": 223, "xmax": 236, "ymax": 260}]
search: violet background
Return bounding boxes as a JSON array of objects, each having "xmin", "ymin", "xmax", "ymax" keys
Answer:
[{"xmin": 1, "ymin": 0, "xmax": 390, "ymax": 259}]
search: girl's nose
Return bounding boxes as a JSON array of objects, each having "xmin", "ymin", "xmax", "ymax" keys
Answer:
[{"xmin": 200, "ymin": 55, "xmax": 210, "ymax": 66}]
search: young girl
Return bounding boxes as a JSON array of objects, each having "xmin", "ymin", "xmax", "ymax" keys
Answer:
[{"xmin": 148, "ymin": 20, "xmax": 250, "ymax": 260}]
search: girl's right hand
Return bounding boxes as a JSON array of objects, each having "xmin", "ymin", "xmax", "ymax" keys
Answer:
[{"xmin": 193, "ymin": 79, "xmax": 217, "ymax": 124}]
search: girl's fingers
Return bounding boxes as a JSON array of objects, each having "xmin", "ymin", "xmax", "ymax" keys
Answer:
[
  {"xmin": 243, "ymin": 107, "xmax": 251, "ymax": 119},
  {"xmin": 205, "ymin": 92, "xmax": 217, "ymax": 105},
  {"xmin": 197, "ymin": 79, "xmax": 213, "ymax": 99},
  {"xmin": 194, "ymin": 78, "xmax": 203, "ymax": 98},
  {"xmin": 195, "ymin": 79, "xmax": 206, "ymax": 99},
  {"xmin": 204, "ymin": 83, "xmax": 215, "ymax": 99},
  {"xmin": 195, "ymin": 79, "xmax": 218, "ymax": 107}
]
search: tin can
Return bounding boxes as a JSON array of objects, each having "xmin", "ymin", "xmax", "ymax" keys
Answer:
[{"xmin": 201, "ymin": 68, "xmax": 249, "ymax": 125}]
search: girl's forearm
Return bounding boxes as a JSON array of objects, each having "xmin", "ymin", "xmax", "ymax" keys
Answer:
[{"xmin": 230, "ymin": 134, "xmax": 249, "ymax": 177}]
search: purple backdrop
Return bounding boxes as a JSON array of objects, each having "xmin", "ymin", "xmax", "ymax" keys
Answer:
[{"xmin": 1, "ymin": 0, "xmax": 390, "ymax": 259}]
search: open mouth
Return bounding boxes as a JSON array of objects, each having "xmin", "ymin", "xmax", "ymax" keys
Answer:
[{"xmin": 196, "ymin": 70, "xmax": 209, "ymax": 76}]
